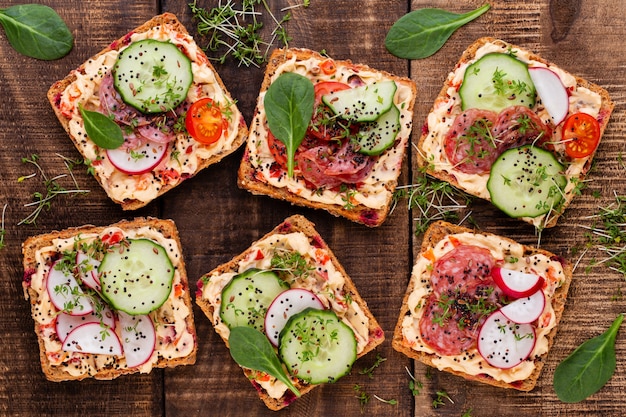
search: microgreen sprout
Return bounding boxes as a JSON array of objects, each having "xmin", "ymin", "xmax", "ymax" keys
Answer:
[
  {"xmin": 359, "ymin": 353, "xmax": 386, "ymax": 379},
  {"xmin": 189, "ymin": 0, "xmax": 310, "ymax": 67},
  {"xmin": 405, "ymin": 366, "xmax": 423, "ymax": 396},
  {"xmin": 432, "ymin": 389, "xmax": 454, "ymax": 409},
  {"xmin": 578, "ymin": 191, "xmax": 626, "ymax": 278},
  {"xmin": 392, "ymin": 155, "xmax": 473, "ymax": 234},
  {"xmin": 17, "ymin": 154, "xmax": 90, "ymax": 225},
  {"xmin": 0, "ymin": 203, "xmax": 7, "ymax": 250}
]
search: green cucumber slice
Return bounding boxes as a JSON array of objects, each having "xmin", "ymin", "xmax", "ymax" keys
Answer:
[
  {"xmin": 219, "ymin": 269, "xmax": 288, "ymax": 331},
  {"xmin": 323, "ymin": 80, "xmax": 397, "ymax": 122},
  {"xmin": 113, "ymin": 39, "xmax": 192, "ymax": 113},
  {"xmin": 279, "ymin": 308, "xmax": 356, "ymax": 384},
  {"xmin": 459, "ymin": 53, "xmax": 536, "ymax": 113},
  {"xmin": 357, "ymin": 103, "xmax": 401, "ymax": 155},
  {"xmin": 99, "ymin": 239, "xmax": 174, "ymax": 315},
  {"xmin": 487, "ymin": 145, "xmax": 566, "ymax": 218}
]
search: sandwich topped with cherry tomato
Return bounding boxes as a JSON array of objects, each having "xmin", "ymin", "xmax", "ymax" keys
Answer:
[
  {"xmin": 418, "ymin": 37, "xmax": 614, "ymax": 229},
  {"xmin": 48, "ymin": 13, "xmax": 248, "ymax": 210},
  {"xmin": 238, "ymin": 48, "xmax": 417, "ymax": 227}
]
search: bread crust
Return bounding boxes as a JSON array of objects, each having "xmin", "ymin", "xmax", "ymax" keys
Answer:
[
  {"xmin": 237, "ymin": 48, "xmax": 417, "ymax": 227},
  {"xmin": 392, "ymin": 220, "xmax": 572, "ymax": 391},
  {"xmin": 47, "ymin": 13, "xmax": 248, "ymax": 210},
  {"xmin": 417, "ymin": 37, "xmax": 615, "ymax": 228},
  {"xmin": 22, "ymin": 217, "xmax": 197, "ymax": 381},
  {"xmin": 196, "ymin": 214, "xmax": 385, "ymax": 410}
]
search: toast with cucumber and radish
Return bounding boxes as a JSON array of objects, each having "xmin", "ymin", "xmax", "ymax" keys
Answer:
[
  {"xmin": 196, "ymin": 215, "xmax": 385, "ymax": 410},
  {"xmin": 418, "ymin": 37, "xmax": 614, "ymax": 229},
  {"xmin": 238, "ymin": 48, "xmax": 417, "ymax": 227},
  {"xmin": 392, "ymin": 220, "xmax": 573, "ymax": 391},
  {"xmin": 47, "ymin": 13, "xmax": 248, "ymax": 210},
  {"xmin": 21, "ymin": 217, "xmax": 196, "ymax": 381}
]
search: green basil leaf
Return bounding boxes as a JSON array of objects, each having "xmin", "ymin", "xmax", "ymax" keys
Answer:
[
  {"xmin": 79, "ymin": 106, "xmax": 124, "ymax": 150},
  {"xmin": 0, "ymin": 4, "xmax": 73, "ymax": 60},
  {"xmin": 228, "ymin": 326, "xmax": 301, "ymax": 397},
  {"xmin": 264, "ymin": 72, "xmax": 314, "ymax": 178},
  {"xmin": 385, "ymin": 4, "xmax": 490, "ymax": 59},
  {"xmin": 553, "ymin": 313, "xmax": 623, "ymax": 403}
]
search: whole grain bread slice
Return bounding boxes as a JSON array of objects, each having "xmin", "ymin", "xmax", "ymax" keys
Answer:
[
  {"xmin": 238, "ymin": 48, "xmax": 417, "ymax": 227},
  {"xmin": 47, "ymin": 13, "xmax": 248, "ymax": 210},
  {"xmin": 417, "ymin": 37, "xmax": 614, "ymax": 228},
  {"xmin": 22, "ymin": 217, "xmax": 197, "ymax": 381},
  {"xmin": 392, "ymin": 220, "xmax": 572, "ymax": 391},
  {"xmin": 196, "ymin": 214, "xmax": 385, "ymax": 410}
]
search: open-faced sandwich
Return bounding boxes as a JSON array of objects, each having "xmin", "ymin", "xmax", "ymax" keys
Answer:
[
  {"xmin": 418, "ymin": 37, "xmax": 614, "ymax": 229},
  {"xmin": 21, "ymin": 217, "xmax": 196, "ymax": 381},
  {"xmin": 196, "ymin": 214, "xmax": 385, "ymax": 410},
  {"xmin": 48, "ymin": 13, "xmax": 248, "ymax": 210},
  {"xmin": 238, "ymin": 48, "xmax": 417, "ymax": 227},
  {"xmin": 392, "ymin": 220, "xmax": 572, "ymax": 391}
]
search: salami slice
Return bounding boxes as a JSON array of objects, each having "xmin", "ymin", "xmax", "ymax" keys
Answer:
[
  {"xmin": 493, "ymin": 105, "xmax": 552, "ymax": 150},
  {"xmin": 444, "ymin": 109, "xmax": 498, "ymax": 174},
  {"xmin": 419, "ymin": 293, "xmax": 476, "ymax": 356},
  {"xmin": 430, "ymin": 244, "xmax": 496, "ymax": 295},
  {"xmin": 421, "ymin": 244, "xmax": 504, "ymax": 356}
]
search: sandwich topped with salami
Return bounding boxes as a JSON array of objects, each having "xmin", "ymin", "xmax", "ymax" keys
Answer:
[
  {"xmin": 393, "ymin": 221, "xmax": 573, "ymax": 391},
  {"xmin": 48, "ymin": 13, "xmax": 248, "ymax": 210},
  {"xmin": 418, "ymin": 37, "xmax": 614, "ymax": 229},
  {"xmin": 238, "ymin": 48, "xmax": 417, "ymax": 227}
]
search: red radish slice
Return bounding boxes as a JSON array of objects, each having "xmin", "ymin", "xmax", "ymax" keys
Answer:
[
  {"xmin": 477, "ymin": 310, "xmax": 536, "ymax": 369},
  {"xmin": 264, "ymin": 288, "xmax": 324, "ymax": 346},
  {"xmin": 46, "ymin": 260, "xmax": 94, "ymax": 316},
  {"xmin": 62, "ymin": 322, "xmax": 123, "ymax": 355},
  {"xmin": 55, "ymin": 304, "xmax": 115, "ymax": 343},
  {"xmin": 106, "ymin": 141, "xmax": 168, "ymax": 175},
  {"xmin": 76, "ymin": 251, "xmax": 101, "ymax": 291},
  {"xmin": 492, "ymin": 267, "xmax": 544, "ymax": 299},
  {"xmin": 118, "ymin": 312, "xmax": 156, "ymax": 368},
  {"xmin": 529, "ymin": 67, "xmax": 569, "ymax": 125},
  {"xmin": 500, "ymin": 290, "xmax": 546, "ymax": 324}
]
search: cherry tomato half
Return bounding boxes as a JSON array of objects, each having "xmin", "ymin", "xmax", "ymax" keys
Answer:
[
  {"xmin": 562, "ymin": 112, "xmax": 600, "ymax": 158},
  {"xmin": 186, "ymin": 98, "xmax": 225, "ymax": 145},
  {"xmin": 319, "ymin": 59, "xmax": 337, "ymax": 75},
  {"xmin": 307, "ymin": 82, "xmax": 351, "ymax": 141},
  {"xmin": 267, "ymin": 130, "xmax": 287, "ymax": 168},
  {"xmin": 313, "ymin": 81, "xmax": 350, "ymax": 105}
]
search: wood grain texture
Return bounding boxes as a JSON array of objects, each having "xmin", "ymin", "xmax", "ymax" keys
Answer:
[{"xmin": 0, "ymin": 0, "xmax": 624, "ymax": 416}]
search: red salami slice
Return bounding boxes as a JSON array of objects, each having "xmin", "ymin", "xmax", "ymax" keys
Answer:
[
  {"xmin": 421, "ymin": 244, "xmax": 504, "ymax": 356},
  {"xmin": 430, "ymin": 244, "xmax": 496, "ymax": 295},
  {"xmin": 419, "ymin": 293, "xmax": 476, "ymax": 356},
  {"xmin": 493, "ymin": 105, "xmax": 552, "ymax": 150},
  {"xmin": 444, "ymin": 109, "xmax": 498, "ymax": 174}
]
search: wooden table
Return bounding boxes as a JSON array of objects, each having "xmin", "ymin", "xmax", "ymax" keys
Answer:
[{"xmin": 1, "ymin": 1, "xmax": 624, "ymax": 415}]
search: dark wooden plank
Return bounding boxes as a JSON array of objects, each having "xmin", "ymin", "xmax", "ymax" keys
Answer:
[
  {"xmin": 409, "ymin": 1, "xmax": 626, "ymax": 416},
  {"xmin": 0, "ymin": 1, "xmax": 163, "ymax": 416},
  {"xmin": 159, "ymin": 1, "xmax": 413, "ymax": 416}
]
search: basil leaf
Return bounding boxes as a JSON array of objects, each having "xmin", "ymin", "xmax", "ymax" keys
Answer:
[
  {"xmin": 0, "ymin": 4, "xmax": 73, "ymax": 60},
  {"xmin": 228, "ymin": 326, "xmax": 301, "ymax": 397},
  {"xmin": 264, "ymin": 72, "xmax": 314, "ymax": 178},
  {"xmin": 385, "ymin": 4, "xmax": 490, "ymax": 59},
  {"xmin": 79, "ymin": 106, "xmax": 125, "ymax": 150},
  {"xmin": 553, "ymin": 313, "xmax": 623, "ymax": 403}
]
